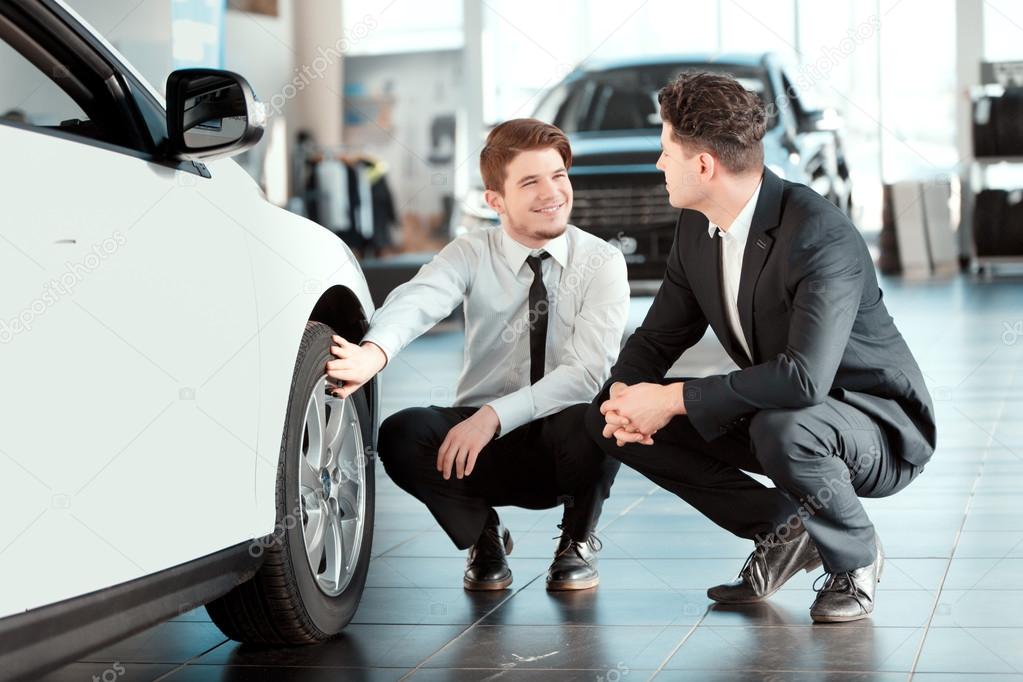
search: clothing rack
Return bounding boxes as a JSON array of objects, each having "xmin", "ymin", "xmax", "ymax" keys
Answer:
[{"xmin": 292, "ymin": 138, "xmax": 397, "ymax": 257}]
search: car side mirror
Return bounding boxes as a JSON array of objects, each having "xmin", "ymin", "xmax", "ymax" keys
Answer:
[{"xmin": 166, "ymin": 68, "xmax": 266, "ymax": 161}]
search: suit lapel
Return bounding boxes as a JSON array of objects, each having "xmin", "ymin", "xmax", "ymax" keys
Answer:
[
  {"xmin": 693, "ymin": 212, "xmax": 748, "ymax": 365},
  {"xmin": 736, "ymin": 168, "xmax": 784, "ymax": 364}
]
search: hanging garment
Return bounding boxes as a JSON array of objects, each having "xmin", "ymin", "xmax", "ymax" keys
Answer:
[
  {"xmin": 370, "ymin": 171, "xmax": 398, "ymax": 250},
  {"xmin": 313, "ymin": 158, "xmax": 351, "ymax": 235},
  {"xmin": 355, "ymin": 161, "xmax": 374, "ymax": 240}
]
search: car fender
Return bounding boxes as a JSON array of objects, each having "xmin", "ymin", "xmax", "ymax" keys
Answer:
[{"xmin": 201, "ymin": 159, "xmax": 375, "ymax": 536}]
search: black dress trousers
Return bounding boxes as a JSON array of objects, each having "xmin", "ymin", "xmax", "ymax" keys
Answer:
[
  {"xmin": 378, "ymin": 403, "xmax": 621, "ymax": 550},
  {"xmin": 585, "ymin": 378, "xmax": 921, "ymax": 573}
]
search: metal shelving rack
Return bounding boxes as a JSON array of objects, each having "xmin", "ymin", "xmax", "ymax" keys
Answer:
[{"xmin": 968, "ymin": 78, "xmax": 1023, "ymax": 276}]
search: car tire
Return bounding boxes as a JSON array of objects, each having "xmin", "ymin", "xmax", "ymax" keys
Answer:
[{"xmin": 205, "ymin": 321, "xmax": 375, "ymax": 644}]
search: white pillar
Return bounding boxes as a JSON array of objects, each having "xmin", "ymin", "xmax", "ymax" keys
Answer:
[
  {"xmin": 291, "ymin": 0, "xmax": 345, "ymax": 148},
  {"xmin": 956, "ymin": 0, "xmax": 984, "ymax": 263},
  {"xmin": 456, "ymin": 0, "xmax": 485, "ymax": 198}
]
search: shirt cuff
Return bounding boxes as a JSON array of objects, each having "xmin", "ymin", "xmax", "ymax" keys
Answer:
[
  {"xmin": 361, "ymin": 329, "xmax": 399, "ymax": 368},
  {"xmin": 486, "ymin": 389, "xmax": 535, "ymax": 439}
]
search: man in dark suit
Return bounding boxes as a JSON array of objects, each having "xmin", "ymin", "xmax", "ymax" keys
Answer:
[{"xmin": 585, "ymin": 72, "xmax": 936, "ymax": 623}]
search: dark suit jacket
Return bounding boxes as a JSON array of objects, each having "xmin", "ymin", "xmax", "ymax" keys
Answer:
[{"xmin": 603, "ymin": 167, "xmax": 936, "ymax": 467}]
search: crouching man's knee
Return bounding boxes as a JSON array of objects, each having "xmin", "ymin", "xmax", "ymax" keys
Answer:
[
  {"xmin": 748, "ymin": 408, "xmax": 815, "ymax": 482},
  {"xmin": 377, "ymin": 407, "xmax": 437, "ymax": 483}
]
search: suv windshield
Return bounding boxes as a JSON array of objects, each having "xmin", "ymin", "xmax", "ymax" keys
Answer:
[{"xmin": 537, "ymin": 62, "xmax": 776, "ymax": 133}]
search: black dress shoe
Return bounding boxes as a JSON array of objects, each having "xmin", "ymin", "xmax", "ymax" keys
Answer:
[
  {"xmin": 810, "ymin": 537, "xmax": 884, "ymax": 623},
  {"xmin": 463, "ymin": 511, "xmax": 514, "ymax": 591},
  {"xmin": 546, "ymin": 525, "xmax": 601, "ymax": 591},
  {"xmin": 707, "ymin": 527, "xmax": 821, "ymax": 604}
]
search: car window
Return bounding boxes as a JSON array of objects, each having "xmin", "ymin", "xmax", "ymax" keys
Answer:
[
  {"xmin": 550, "ymin": 63, "xmax": 778, "ymax": 133},
  {"xmin": 543, "ymin": 80, "xmax": 597, "ymax": 134},
  {"xmin": 0, "ymin": 37, "xmax": 88, "ymax": 129},
  {"xmin": 0, "ymin": 19, "xmax": 146, "ymax": 152},
  {"xmin": 533, "ymin": 82, "xmax": 568, "ymax": 126}
]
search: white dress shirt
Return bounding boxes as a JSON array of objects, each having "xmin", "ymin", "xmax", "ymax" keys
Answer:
[
  {"xmin": 707, "ymin": 179, "xmax": 763, "ymax": 363},
  {"xmin": 362, "ymin": 225, "xmax": 630, "ymax": 437}
]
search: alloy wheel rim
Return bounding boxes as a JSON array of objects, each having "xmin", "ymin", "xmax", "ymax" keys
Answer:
[{"xmin": 298, "ymin": 376, "xmax": 366, "ymax": 596}]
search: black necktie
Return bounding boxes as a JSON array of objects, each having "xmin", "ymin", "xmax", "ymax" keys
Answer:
[{"xmin": 525, "ymin": 252, "xmax": 551, "ymax": 384}]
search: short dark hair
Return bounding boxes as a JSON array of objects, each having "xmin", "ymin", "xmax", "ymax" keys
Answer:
[
  {"xmin": 657, "ymin": 71, "xmax": 766, "ymax": 174},
  {"xmin": 480, "ymin": 118, "xmax": 572, "ymax": 192}
]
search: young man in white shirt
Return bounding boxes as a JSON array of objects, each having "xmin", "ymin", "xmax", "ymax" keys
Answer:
[{"xmin": 325, "ymin": 119, "xmax": 630, "ymax": 591}]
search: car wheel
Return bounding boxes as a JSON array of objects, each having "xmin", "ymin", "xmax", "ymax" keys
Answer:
[{"xmin": 206, "ymin": 321, "xmax": 375, "ymax": 644}]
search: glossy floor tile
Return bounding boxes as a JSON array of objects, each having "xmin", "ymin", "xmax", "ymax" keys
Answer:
[
  {"xmin": 661, "ymin": 625, "xmax": 925, "ymax": 672},
  {"xmin": 37, "ymin": 275, "xmax": 1023, "ymax": 680}
]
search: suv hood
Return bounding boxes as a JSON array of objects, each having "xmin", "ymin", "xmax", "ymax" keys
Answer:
[
  {"xmin": 568, "ymin": 131, "xmax": 662, "ymax": 172},
  {"xmin": 568, "ymin": 128, "xmax": 792, "ymax": 177}
]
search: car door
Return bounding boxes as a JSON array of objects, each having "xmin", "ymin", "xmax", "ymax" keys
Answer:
[{"xmin": 0, "ymin": 4, "xmax": 260, "ymax": 618}]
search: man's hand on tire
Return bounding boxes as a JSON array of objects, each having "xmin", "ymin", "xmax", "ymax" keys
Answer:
[{"xmin": 325, "ymin": 335, "xmax": 387, "ymax": 398}]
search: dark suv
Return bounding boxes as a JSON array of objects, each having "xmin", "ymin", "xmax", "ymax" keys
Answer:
[{"xmin": 528, "ymin": 52, "xmax": 853, "ymax": 280}]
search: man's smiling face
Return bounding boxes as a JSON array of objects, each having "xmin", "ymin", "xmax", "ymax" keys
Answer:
[{"xmin": 486, "ymin": 147, "xmax": 573, "ymax": 244}]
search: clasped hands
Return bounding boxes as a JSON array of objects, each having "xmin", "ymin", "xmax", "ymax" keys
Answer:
[{"xmin": 599, "ymin": 381, "xmax": 687, "ymax": 447}]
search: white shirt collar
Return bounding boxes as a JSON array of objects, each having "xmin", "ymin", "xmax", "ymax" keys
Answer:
[
  {"xmin": 707, "ymin": 179, "xmax": 763, "ymax": 243},
  {"xmin": 501, "ymin": 226, "xmax": 570, "ymax": 271}
]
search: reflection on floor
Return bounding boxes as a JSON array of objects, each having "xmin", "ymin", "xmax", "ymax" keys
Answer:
[{"xmin": 39, "ymin": 275, "xmax": 1023, "ymax": 681}]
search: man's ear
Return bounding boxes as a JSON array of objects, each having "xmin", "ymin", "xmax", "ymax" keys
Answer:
[
  {"xmin": 484, "ymin": 188, "xmax": 505, "ymax": 215},
  {"xmin": 698, "ymin": 152, "xmax": 716, "ymax": 181}
]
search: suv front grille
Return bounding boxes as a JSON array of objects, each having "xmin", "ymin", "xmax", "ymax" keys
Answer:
[
  {"xmin": 569, "ymin": 173, "xmax": 678, "ymax": 277},
  {"xmin": 569, "ymin": 174, "xmax": 678, "ymax": 235}
]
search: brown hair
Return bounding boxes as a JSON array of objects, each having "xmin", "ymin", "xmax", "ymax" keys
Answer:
[
  {"xmin": 657, "ymin": 71, "xmax": 766, "ymax": 174},
  {"xmin": 479, "ymin": 118, "xmax": 572, "ymax": 192}
]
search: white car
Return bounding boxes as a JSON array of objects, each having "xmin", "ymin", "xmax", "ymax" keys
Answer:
[{"xmin": 0, "ymin": 1, "xmax": 379, "ymax": 677}]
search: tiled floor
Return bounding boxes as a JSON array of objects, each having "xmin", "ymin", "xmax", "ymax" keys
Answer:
[{"xmin": 38, "ymin": 274, "xmax": 1023, "ymax": 681}]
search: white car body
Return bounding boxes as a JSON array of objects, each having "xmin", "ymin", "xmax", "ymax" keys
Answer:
[{"xmin": 0, "ymin": 0, "xmax": 375, "ymax": 622}]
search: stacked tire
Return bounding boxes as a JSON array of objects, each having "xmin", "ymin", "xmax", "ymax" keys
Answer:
[
  {"xmin": 974, "ymin": 189, "xmax": 1023, "ymax": 257},
  {"xmin": 973, "ymin": 89, "xmax": 1023, "ymax": 158}
]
